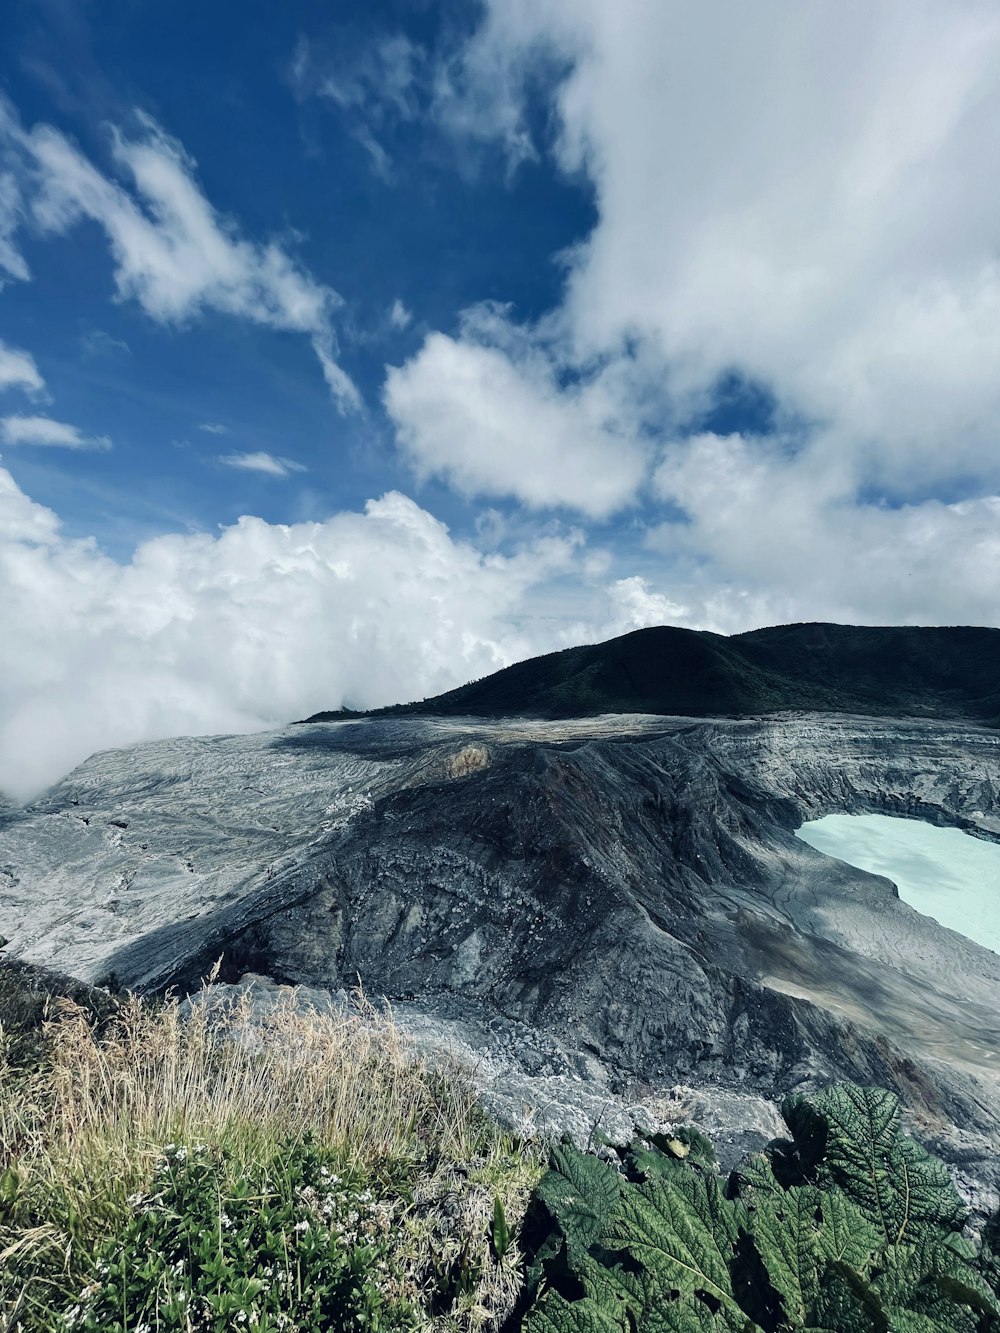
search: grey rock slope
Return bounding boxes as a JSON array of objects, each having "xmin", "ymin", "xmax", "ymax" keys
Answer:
[{"xmin": 2, "ymin": 712, "xmax": 1000, "ymax": 1180}]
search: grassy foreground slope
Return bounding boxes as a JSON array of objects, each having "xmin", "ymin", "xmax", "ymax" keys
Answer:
[
  {"xmin": 2, "ymin": 963, "xmax": 1000, "ymax": 1331},
  {"xmin": 0, "ymin": 963, "xmax": 540, "ymax": 1332},
  {"xmin": 304, "ymin": 624, "xmax": 1000, "ymax": 728}
]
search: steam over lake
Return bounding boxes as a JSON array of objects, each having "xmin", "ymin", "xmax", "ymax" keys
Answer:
[{"xmin": 796, "ymin": 813, "xmax": 1000, "ymax": 956}]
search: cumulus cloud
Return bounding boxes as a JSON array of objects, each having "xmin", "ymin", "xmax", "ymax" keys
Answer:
[
  {"xmin": 0, "ymin": 467, "xmax": 583, "ymax": 800},
  {"xmin": 218, "ymin": 451, "xmax": 307, "ymax": 478},
  {"xmin": 651, "ymin": 431, "xmax": 1000, "ymax": 631},
  {"xmin": 0, "ymin": 340, "xmax": 43, "ymax": 394},
  {"xmin": 0, "ymin": 101, "xmax": 359, "ymax": 410},
  {"xmin": 380, "ymin": 0, "xmax": 1000, "ymax": 591},
  {"xmin": 446, "ymin": 1, "xmax": 1000, "ymax": 488},
  {"xmin": 0, "ymin": 415, "xmax": 110, "ymax": 449},
  {"xmin": 384, "ymin": 316, "xmax": 649, "ymax": 517},
  {"xmin": 603, "ymin": 575, "xmax": 689, "ymax": 634}
]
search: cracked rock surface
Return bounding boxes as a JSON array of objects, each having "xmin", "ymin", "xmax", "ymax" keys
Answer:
[{"xmin": 2, "ymin": 711, "xmax": 999, "ymax": 1191}]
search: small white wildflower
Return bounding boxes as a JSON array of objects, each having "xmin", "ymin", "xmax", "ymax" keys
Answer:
[{"xmin": 293, "ymin": 1219, "xmax": 309, "ymax": 1233}]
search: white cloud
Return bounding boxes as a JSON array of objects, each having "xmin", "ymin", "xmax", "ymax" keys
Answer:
[
  {"xmin": 198, "ymin": 421, "xmax": 228, "ymax": 435},
  {"xmin": 0, "ymin": 468, "xmax": 581, "ymax": 800},
  {"xmin": 375, "ymin": 0, "xmax": 1000, "ymax": 610},
  {"xmin": 0, "ymin": 340, "xmax": 44, "ymax": 394},
  {"xmin": 384, "ymin": 322, "xmax": 648, "ymax": 517},
  {"xmin": 79, "ymin": 328, "xmax": 131, "ymax": 359},
  {"xmin": 602, "ymin": 575, "xmax": 689, "ymax": 634},
  {"xmin": 650, "ymin": 431, "xmax": 1000, "ymax": 631},
  {"xmin": 389, "ymin": 298, "xmax": 411, "ymax": 329},
  {"xmin": 0, "ymin": 171, "xmax": 29, "ymax": 282},
  {"xmin": 445, "ymin": 0, "xmax": 1000, "ymax": 499},
  {"xmin": 218, "ymin": 451, "xmax": 306, "ymax": 479},
  {"xmin": 290, "ymin": 33, "xmax": 422, "ymax": 182},
  {"xmin": 0, "ymin": 415, "xmax": 110, "ymax": 449},
  {"xmin": 0, "ymin": 101, "xmax": 359, "ymax": 411},
  {"xmin": 4, "ymin": 455, "xmax": 1000, "ymax": 802}
]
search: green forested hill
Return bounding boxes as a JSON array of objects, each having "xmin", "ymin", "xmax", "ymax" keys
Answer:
[{"xmin": 304, "ymin": 622, "xmax": 1000, "ymax": 727}]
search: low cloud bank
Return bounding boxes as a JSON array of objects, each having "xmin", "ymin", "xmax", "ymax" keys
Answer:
[
  {"xmin": 4, "ymin": 457, "xmax": 1000, "ymax": 802},
  {"xmin": 0, "ymin": 469, "xmax": 581, "ymax": 800}
]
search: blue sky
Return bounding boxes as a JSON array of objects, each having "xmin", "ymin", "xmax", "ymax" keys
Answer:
[
  {"xmin": 0, "ymin": 0, "xmax": 598, "ymax": 550},
  {"xmin": 3, "ymin": 0, "xmax": 1000, "ymax": 795}
]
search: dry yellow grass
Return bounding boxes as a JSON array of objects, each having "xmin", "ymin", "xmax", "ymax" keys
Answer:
[{"xmin": 0, "ymin": 980, "xmax": 543, "ymax": 1332}]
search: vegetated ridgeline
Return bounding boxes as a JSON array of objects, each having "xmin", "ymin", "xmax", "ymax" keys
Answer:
[{"xmin": 304, "ymin": 622, "xmax": 1000, "ymax": 727}]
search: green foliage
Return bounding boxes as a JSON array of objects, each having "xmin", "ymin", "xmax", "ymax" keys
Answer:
[
  {"xmin": 56, "ymin": 1138, "xmax": 419, "ymax": 1333},
  {"xmin": 519, "ymin": 1085, "xmax": 1000, "ymax": 1333},
  {"xmin": 812, "ymin": 1085, "xmax": 966, "ymax": 1244},
  {"xmin": 493, "ymin": 1194, "xmax": 512, "ymax": 1261}
]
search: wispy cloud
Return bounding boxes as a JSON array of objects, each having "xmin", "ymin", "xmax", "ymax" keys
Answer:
[
  {"xmin": 0, "ymin": 414, "xmax": 110, "ymax": 449},
  {"xmin": 79, "ymin": 328, "xmax": 131, "ymax": 359},
  {"xmin": 0, "ymin": 99, "xmax": 360, "ymax": 412},
  {"xmin": 218, "ymin": 450, "xmax": 306, "ymax": 478},
  {"xmin": 389, "ymin": 298, "xmax": 411, "ymax": 329},
  {"xmin": 198, "ymin": 421, "xmax": 228, "ymax": 435},
  {"xmin": 0, "ymin": 171, "xmax": 29, "ymax": 282},
  {"xmin": 289, "ymin": 32, "xmax": 425, "ymax": 182},
  {"xmin": 0, "ymin": 340, "xmax": 44, "ymax": 394}
]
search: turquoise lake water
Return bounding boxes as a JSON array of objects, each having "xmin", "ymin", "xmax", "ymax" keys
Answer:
[{"xmin": 795, "ymin": 813, "xmax": 1000, "ymax": 956}]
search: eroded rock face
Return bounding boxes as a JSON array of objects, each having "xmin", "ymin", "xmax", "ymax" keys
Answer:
[{"xmin": 2, "ymin": 712, "xmax": 1000, "ymax": 1182}]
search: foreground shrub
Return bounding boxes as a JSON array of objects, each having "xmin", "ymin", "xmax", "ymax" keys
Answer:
[
  {"xmin": 519, "ymin": 1083, "xmax": 1000, "ymax": 1332},
  {"xmin": 61, "ymin": 1137, "xmax": 417, "ymax": 1332},
  {"xmin": 0, "ymin": 983, "xmax": 540, "ymax": 1331}
]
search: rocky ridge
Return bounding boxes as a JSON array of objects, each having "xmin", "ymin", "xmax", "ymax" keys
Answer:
[{"xmin": 2, "ymin": 711, "xmax": 999, "ymax": 1197}]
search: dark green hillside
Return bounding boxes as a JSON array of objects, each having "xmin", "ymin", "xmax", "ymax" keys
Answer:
[{"xmin": 303, "ymin": 623, "xmax": 1000, "ymax": 726}]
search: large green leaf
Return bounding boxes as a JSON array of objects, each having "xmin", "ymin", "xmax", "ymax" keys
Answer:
[
  {"xmin": 807, "ymin": 1262, "xmax": 890, "ymax": 1333},
  {"xmin": 728, "ymin": 1152, "xmax": 783, "ymax": 1205},
  {"xmin": 641, "ymin": 1294, "xmax": 760, "ymax": 1331},
  {"xmin": 814, "ymin": 1188, "xmax": 881, "ymax": 1274},
  {"xmin": 524, "ymin": 1291, "xmax": 626, "ymax": 1333},
  {"xmin": 813, "ymin": 1085, "xmax": 966, "ymax": 1244},
  {"xmin": 535, "ymin": 1145, "xmax": 622, "ymax": 1261},
  {"xmin": 774, "ymin": 1094, "xmax": 830, "ymax": 1187},
  {"xmin": 874, "ymin": 1238, "xmax": 1000, "ymax": 1331},
  {"xmin": 520, "ymin": 1082, "xmax": 996, "ymax": 1333},
  {"xmin": 605, "ymin": 1172, "xmax": 742, "ymax": 1316},
  {"xmin": 744, "ymin": 1185, "xmax": 826, "ymax": 1325}
]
